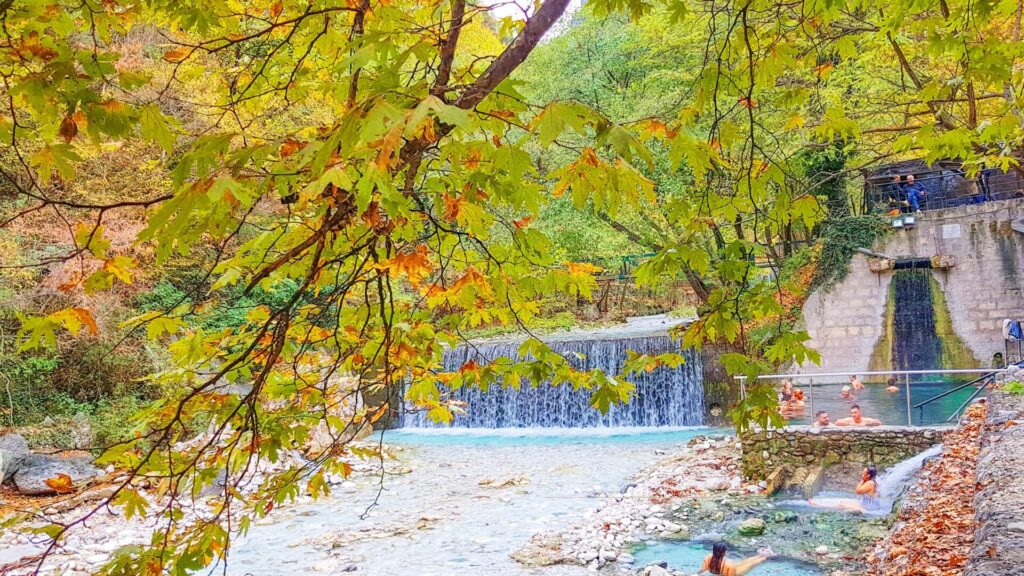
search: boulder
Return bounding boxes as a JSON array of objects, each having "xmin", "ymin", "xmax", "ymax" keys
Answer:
[
  {"xmin": 13, "ymin": 453, "xmax": 103, "ymax": 496},
  {"xmin": 772, "ymin": 510, "xmax": 798, "ymax": 524},
  {"xmin": 510, "ymin": 533, "xmax": 568, "ymax": 567},
  {"xmin": 0, "ymin": 433, "xmax": 30, "ymax": 482},
  {"xmin": 640, "ymin": 564, "xmax": 673, "ymax": 576},
  {"xmin": 737, "ymin": 518, "xmax": 766, "ymax": 536}
]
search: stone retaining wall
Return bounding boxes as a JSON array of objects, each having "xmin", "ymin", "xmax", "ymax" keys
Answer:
[
  {"xmin": 966, "ymin": 392, "xmax": 1024, "ymax": 576},
  {"xmin": 740, "ymin": 426, "xmax": 946, "ymax": 481}
]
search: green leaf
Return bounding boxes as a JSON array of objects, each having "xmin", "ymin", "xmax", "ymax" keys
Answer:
[{"xmin": 140, "ymin": 104, "xmax": 176, "ymax": 153}]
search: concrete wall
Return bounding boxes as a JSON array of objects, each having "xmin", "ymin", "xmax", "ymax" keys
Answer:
[
  {"xmin": 740, "ymin": 426, "xmax": 945, "ymax": 481},
  {"xmin": 801, "ymin": 200, "xmax": 1024, "ymax": 376}
]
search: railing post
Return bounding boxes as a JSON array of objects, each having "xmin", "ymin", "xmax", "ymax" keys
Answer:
[
  {"xmin": 808, "ymin": 379, "xmax": 815, "ymax": 423},
  {"xmin": 905, "ymin": 373, "xmax": 913, "ymax": 426}
]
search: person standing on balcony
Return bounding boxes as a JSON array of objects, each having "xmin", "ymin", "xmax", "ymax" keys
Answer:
[{"xmin": 903, "ymin": 174, "xmax": 927, "ymax": 212}]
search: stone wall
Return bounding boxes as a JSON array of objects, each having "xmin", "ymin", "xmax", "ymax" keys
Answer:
[
  {"xmin": 800, "ymin": 199, "xmax": 1024, "ymax": 377},
  {"xmin": 966, "ymin": 391, "xmax": 1024, "ymax": 576},
  {"xmin": 740, "ymin": 426, "xmax": 945, "ymax": 481}
]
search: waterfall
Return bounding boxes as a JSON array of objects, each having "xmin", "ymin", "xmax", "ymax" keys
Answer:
[
  {"xmin": 892, "ymin": 269, "xmax": 942, "ymax": 374},
  {"xmin": 402, "ymin": 334, "xmax": 704, "ymax": 428},
  {"xmin": 875, "ymin": 444, "xmax": 942, "ymax": 498}
]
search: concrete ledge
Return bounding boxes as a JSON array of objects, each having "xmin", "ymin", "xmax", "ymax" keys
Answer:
[
  {"xmin": 740, "ymin": 425, "xmax": 948, "ymax": 481},
  {"xmin": 966, "ymin": 392, "xmax": 1024, "ymax": 576}
]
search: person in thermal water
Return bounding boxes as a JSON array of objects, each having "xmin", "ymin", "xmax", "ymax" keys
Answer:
[
  {"xmin": 836, "ymin": 404, "xmax": 882, "ymax": 426},
  {"xmin": 697, "ymin": 541, "xmax": 774, "ymax": 576},
  {"xmin": 848, "ymin": 374, "xmax": 865, "ymax": 391},
  {"xmin": 810, "ymin": 465, "xmax": 880, "ymax": 514},
  {"xmin": 792, "ymin": 387, "xmax": 806, "ymax": 408},
  {"xmin": 886, "ymin": 377, "xmax": 900, "ymax": 393},
  {"xmin": 779, "ymin": 380, "xmax": 794, "ymax": 403},
  {"xmin": 840, "ymin": 385, "xmax": 855, "ymax": 400},
  {"xmin": 814, "ymin": 410, "xmax": 832, "ymax": 427}
]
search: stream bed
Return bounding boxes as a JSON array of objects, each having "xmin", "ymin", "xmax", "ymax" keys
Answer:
[{"xmin": 229, "ymin": 427, "xmax": 709, "ymax": 575}]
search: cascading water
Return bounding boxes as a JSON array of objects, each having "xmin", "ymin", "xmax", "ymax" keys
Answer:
[
  {"xmin": 874, "ymin": 443, "xmax": 942, "ymax": 498},
  {"xmin": 402, "ymin": 333, "xmax": 704, "ymax": 428},
  {"xmin": 892, "ymin": 269, "xmax": 942, "ymax": 374}
]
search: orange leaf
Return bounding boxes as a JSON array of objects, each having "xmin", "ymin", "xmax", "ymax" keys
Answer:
[
  {"xmin": 368, "ymin": 403, "xmax": 389, "ymax": 424},
  {"xmin": 44, "ymin": 473, "xmax": 76, "ymax": 494},
  {"xmin": 71, "ymin": 307, "xmax": 99, "ymax": 335},
  {"xmin": 279, "ymin": 139, "xmax": 303, "ymax": 157},
  {"xmin": 459, "ymin": 360, "xmax": 478, "ymax": 374},
  {"xmin": 270, "ymin": 0, "xmax": 283, "ymax": 19},
  {"xmin": 513, "ymin": 215, "xmax": 532, "ymax": 229},
  {"xmin": 162, "ymin": 48, "xmax": 189, "ymax": 63},
  {"xmin": 739, "ymin": 96, "xmax": 758, "ymax": 109},
  {"xmin": 442, "ymin": 194, "xmax": 461, "ymax": 221},
  {"xmin": 58, "ymin": 115, "xmax": 78, "ymax": 143},
  {"xmin": 381, "ymin": 245, "xmax": 432, "ymax": 288}
]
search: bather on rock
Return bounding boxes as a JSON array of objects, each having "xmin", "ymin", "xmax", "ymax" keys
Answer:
[
  {"xmin": 698, "ymin": 541, "xmax": 773, "ymax": 576},
  {"xmin": 835, "ymin": 405, "xmax": 881, "ymax": 427}
]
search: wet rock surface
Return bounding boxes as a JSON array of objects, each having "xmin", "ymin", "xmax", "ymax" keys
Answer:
[{"xmin": 966, "ymin": 392, "xmax": 1024, "ymax": 576}]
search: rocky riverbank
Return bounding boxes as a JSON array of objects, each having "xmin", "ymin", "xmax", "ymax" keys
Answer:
[
  {"xmin": 511, "ymin": 435, "xmax": 743, "ymax": 572},
  {"xmin": 0, "ymin": 442, "xmax": 394, "ymax": 575}
]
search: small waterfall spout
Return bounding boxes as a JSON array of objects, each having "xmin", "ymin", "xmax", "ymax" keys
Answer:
[
  {"xmin": 876, "ymin": 444, "xmax": 943, "ymax": 498},
  {"xmin": 402, "ymin": 333, "xmax": 704, "ymax": 428}
]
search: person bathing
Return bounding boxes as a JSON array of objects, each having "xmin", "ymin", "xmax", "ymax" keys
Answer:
[
  {"xmin": 848, "ymin": 374, "xmax": 864, "ymax": 391},
  {"xmin": 810, "ymin": 465, "xmax": 881, "ymax": 514},
  {"xmin": 836, "ymin": 405, "xmax": 881, "ymax": 426},
  {"xmin": 815, "ymin": 410, "xmax": 832, "ymax": 427},
  {"xmin": 886, "ymin": 377, "xmax": 900, "ymax": 393},
  {"xmin": 698, "ymin": 541, "xmax": 773, "ymax": 576}
]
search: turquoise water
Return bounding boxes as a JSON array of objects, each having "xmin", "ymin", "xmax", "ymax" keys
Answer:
[
  {"xmin": 632, "ymin": 542, "xmax": 821, "ymax": 576},
  {"xmin": 383, "ymin": 426, "xmax": 716, "ymax": 447}
]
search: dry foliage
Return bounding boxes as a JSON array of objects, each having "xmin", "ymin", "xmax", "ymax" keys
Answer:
[{"xmin": 867, "ymin": 403, "xmax": 985, "ymax": 576}]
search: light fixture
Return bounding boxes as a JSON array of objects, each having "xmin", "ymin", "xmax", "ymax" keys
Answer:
[
  {"xmin": 903, "ymin": 215, "xmax": 916, "ymax": 227},
  {"xmin": 892, "ymin": 218, "xmax": 904, "ymax": 228}
]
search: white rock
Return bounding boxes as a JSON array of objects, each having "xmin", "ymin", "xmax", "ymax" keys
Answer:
[
  {"xmin": 579, "ymin": 551, "xmax": 598, "ymax": 562},
  {"xmin": 815, "ymin": 545, "xmax": 829, "ymax": 555}
]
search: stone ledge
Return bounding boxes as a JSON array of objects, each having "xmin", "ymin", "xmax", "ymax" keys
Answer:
[{"xmin": 740, "ymin": 425, "xmax": 948, "ymax": 482}]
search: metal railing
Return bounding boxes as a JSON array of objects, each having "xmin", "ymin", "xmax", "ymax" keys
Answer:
[
  {"xmin": 865, "ymin": 169, "xmax": 1024, "ymax": 214},
  {"xmin": 735, "ymin": 368, "xmax": 1006, "ymax": 427}
]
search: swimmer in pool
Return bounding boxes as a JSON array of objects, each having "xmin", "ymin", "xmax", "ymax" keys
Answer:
[
  {"xmin": 835, "ymin": 404, "xmax": 882, "ymax": 426},
  {"xmin": 849, "ymin": 374, "xmax": 865, "ymax": 391},
  {"xmin": 698, "ymin": 541, "xmax": 773, "ymax": 576},
  {"xmin": 840, "ymin": 385, "xmax": 854, "ymax": 400},
  {"xmin": 886, "ymin": 377, "xmax": 900, "ymax": 393},
  {"xmin": 809, "ymin": 465, "xmax": 881, "ymax": 514}
]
